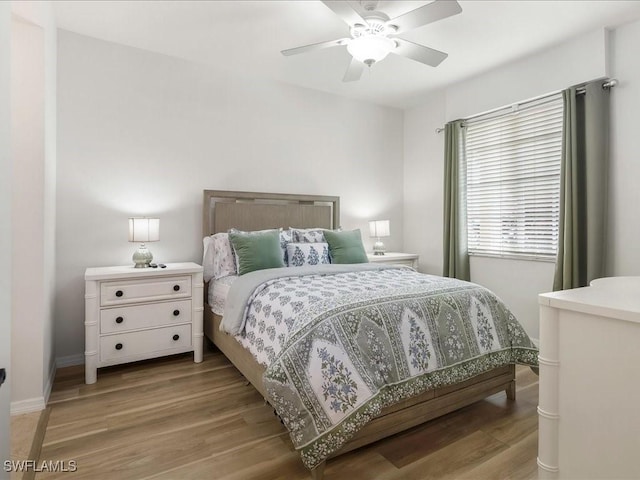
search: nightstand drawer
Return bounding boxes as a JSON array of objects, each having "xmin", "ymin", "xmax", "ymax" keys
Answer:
[
  {"xmin": 367, "ymin": 253, "xmax": 419, "ymax": 269},
  {"xmin": 100, "ymin": 275, "xmax": 192, "ymax": 306},
  {"xmin": 100, "ymin": 300, "xmax": 192, "ymax": 334},
  {"xmin": 384, "ymin": 259, "xmax": 416, "ymax": 267},
  {"xmin": 100, "ymin": 324, "xmax": 192, "ymax": 363}
]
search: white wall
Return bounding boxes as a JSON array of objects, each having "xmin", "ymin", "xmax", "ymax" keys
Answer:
[
  {"xmin": 11, "ymin": 16, "xmax": 46, "ymax": 410},
  {"xmin": 607, "ymin": 20, "xmax": 640, "ymax": 276},
  {"xmin": 403, "ymin": 94, "xmax": 445, "ymax": 275},
  {"xmin": 403, "ymin": 29, "xmax": 610, "ymax": 340},
  {"xmin": 10, "ymin": 1, "xmax": 57, "ymax": 413},
  {"xmin": 42, "ymin": 3, "xmax": 57, "ymax": 406},
  {"xmin": 55, "ymin": 30, "xmax": 404, "ymax": 361},
  {"xmin": 445, "ymin": 29, "xmax": 609, "ymax": 120},
  {"xmin": 0, "ymin": 1, "xmax": 12, "ymax": 473}
]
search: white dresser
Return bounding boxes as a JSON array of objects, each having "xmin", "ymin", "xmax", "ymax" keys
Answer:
[
  {"xmin": 538, "ymin": 277, "xmax": 640, "ymax": 479},
  {"xmin": 367, "ymin": 252, "xmax": 419, "ymax": 269},
  {"xmin": 84, "ymin": 262, "xmax": 204, "ymax": 384}
]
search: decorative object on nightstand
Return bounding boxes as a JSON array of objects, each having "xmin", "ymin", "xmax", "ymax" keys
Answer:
[
  {"xmin": 84, "ymin": 262, "xmax": 204, "ymax": 384},
  {"xmin": 367, "ymin": 252, "xmax": 419, "ymax": 269},
  {"xmin": 369, "ymin": 219, "xmax": 390, "ymax": 255},
  {"xmin": 128, "ymin": 217, "xmax": 159, "ymax": 268}
]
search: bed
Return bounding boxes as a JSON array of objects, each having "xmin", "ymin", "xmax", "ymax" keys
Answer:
[{"xmin": 202, "ymin": 190, "xmax": 537, "ymax": 479}]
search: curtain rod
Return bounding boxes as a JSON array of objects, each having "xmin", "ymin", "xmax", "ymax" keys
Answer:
[
  {"xmin": 576, "ymin": 78, "xmax": 618, "ymax": 94},
  {"xmin": 435, "ymin": 78, "xmax": 618, "ymax": 134}
]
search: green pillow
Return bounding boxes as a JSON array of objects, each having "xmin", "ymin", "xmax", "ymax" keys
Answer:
[
  {"xmin": 324, "ymin": 229, "xmax": 369, "ymax": 264},
  {"xmin": 228, "ymin": 229, "xmax": 285, "ymax": 275}
]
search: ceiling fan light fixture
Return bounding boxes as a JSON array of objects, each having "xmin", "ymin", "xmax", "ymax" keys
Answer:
[
  {"xmin": 282, "ymin": 0, "xmax": 462, "ymax": 81},
  {"xmin": 347, "ymin": 35, "xmax": 396, "ymax": 66}
]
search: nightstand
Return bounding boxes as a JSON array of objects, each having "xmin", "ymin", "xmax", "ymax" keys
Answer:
[
  {"xmin": 367, "ymin": 252, "xmax": 419, "ymax": 269},
  {"xmin": 84, "ymin": 262, "xmax": 204, "ymax": 384}
]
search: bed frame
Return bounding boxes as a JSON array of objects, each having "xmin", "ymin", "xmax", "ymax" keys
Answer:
[{"xmin": 202, "ymin": 190, "xmax": 516, "ymax": 479}]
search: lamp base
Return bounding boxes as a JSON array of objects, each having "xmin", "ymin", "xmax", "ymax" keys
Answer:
[
  {"xmin": 132, "ymin": 243, "xmax": 153, "ymax": 268},
  {"xmin": 373, "ymin": 240, "xmax": 386, "ymax": 256}
]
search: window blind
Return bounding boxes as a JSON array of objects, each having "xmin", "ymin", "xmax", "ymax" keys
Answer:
[{"xmin": 465, "ymin": 94, "xmax": 563, "ymax": 260}]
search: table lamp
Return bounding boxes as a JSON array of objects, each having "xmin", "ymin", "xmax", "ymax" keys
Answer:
[
  {"xmin": 369, "ymin": 220, "xmax": 390, "ymax": 255},
  {"xmin": 128, "ymin": 217, "xmax": 159, "ymax": 268}
]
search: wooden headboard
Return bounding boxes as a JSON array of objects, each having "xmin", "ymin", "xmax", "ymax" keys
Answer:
[{"xmin": 202, "ymin": 190, "xmax": 340, "ymax": 237}]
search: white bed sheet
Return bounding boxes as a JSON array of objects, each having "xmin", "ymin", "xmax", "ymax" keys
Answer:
[{"xmin": 208, "ymin": 275, "xmax": 237, "ymax": 316}]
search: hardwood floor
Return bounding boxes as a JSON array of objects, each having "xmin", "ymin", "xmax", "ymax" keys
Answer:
[
  {"xmin": 37, "ymin": 350, "xmax": 539, "ymax": 480},
  {"xmin": 11, "ymin": 409, "xmax": 49, "ymax": 480}
]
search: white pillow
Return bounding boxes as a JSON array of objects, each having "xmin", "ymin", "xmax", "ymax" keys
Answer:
[
  {"xmin": 280, "ymin": 229, "xmax": 293, "ymax": 264},
  {"xmin": 290, "ymin": 228, "xmax": 326, "ymax": 243},
  {"xmin": 290, "ymin": 227, "xmax": 342, "ymax": 243},
  {"xmin": 202, "ymin": 233, "xmax": 237, "ymax": 282},
  {"xmin": 286, "ymin": 242, "xmax": 331, "ymax": 267}
]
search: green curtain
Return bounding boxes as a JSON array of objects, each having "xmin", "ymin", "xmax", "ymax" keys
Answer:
[
  {"xmin": 443, "ymin": 120, "xmax": 470, "ymax": 281},
  {"xmin": 553, "ymin": 82, "xmax": 609, "ymax": 291}
]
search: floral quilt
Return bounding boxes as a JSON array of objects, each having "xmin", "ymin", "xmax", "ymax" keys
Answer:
[
  {"xmin": 234, "ymin": 267, "xmax": 425, "ymax": 365},
  {"xmin": 245, "ymin": 268, "xmax": 540, "ymax": 469}
]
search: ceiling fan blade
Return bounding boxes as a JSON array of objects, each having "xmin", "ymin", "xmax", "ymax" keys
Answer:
[
  {"xmin": 322, "ymin": 1, "xmax": 367, "ymax": 26},
  {"xmin": 281, "ymin": 38, "xmax": 349, "ymax": 56},
  {"xmin": 343, "ymin": 58, "xmax": 365, "ymax": 82},
  {"xmin": 393, "ymin": 38, "xmax": 448, "ymax": 67},
  {"xmin": 388, "ymin": 0, "xmax": 462, "ymax": 34}
]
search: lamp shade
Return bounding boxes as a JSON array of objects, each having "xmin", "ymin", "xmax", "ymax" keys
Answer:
[
  {"xmin": 128, "ymin": 218, "xmax": 160, "ymax": 243},
  {"xmin": 369, "ymin": 220, "xmax": 390, "ymax": 238}
]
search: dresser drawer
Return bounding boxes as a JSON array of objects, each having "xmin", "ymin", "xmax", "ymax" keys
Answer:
[
  {"xmin": 100, "ymin": 324, "xmax": 192, "ymax": 363},
  {"xmin": 100, "ymin": 300, "xmax": 192, "ymax": 334},
  {"xmin": 100, "ymin": 275, "xmax": 191, "ymax": 306}
]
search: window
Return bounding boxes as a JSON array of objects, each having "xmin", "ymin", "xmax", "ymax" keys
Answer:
[{"xmin": 465, "ymin": 93, "xmax": 563, "ymax": 260}]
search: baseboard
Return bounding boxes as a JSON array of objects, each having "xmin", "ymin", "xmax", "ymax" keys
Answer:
[
  {"xmin": 10, "ymin": 397, "xmax": 46, "ymax": 415},
  {"xmin": 10, "ymin": 360, "xmax": 57, "ymax": 415},
  {"xmin": 56, "ymin": 353, "xmax": 84, "ymax": 368}
]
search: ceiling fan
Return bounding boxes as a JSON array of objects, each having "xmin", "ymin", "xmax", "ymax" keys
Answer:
[{"xmin": 281, "ymin": 0, "xmax": 462, "ymax": 82}]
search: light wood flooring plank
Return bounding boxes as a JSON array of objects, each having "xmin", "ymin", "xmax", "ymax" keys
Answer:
[
  {"xmin": 37, "ymin": 350, "xmax": 539, "ymax": 480},
  {"xmin": 377, "ymin": 430, "xmax": 510, "ymax": 480},
  {"xmin": 455, "ymin": 431, "xmax": 538, "ymax": 480}
]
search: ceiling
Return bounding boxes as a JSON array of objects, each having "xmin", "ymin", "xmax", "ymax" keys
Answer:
[{"xmin": 53, "ymin": 0, "xmax": 640, "ymax": 109}]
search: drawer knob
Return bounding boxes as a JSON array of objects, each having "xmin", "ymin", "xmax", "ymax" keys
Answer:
[
  {"xmin": 116, "ymin": 316, "xmax": 124, "ymax": 324},
  {"xmin": 115, "ymin": 290, "xmax": 124, "ymax": 297},
  {"xmin": 173, "ymin": 310, "xmax": 180, "ymax": 316},
  {"xmin": 172, "ymin": 334, "xmax": 180, "ymax": 341},
  {"xmin": 115, "ymin": 343, "xmax": 123, "ymax": 350},
  {"xmin": 173, "ymin": 285, "xmax": 180, "ymax": 292}
]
